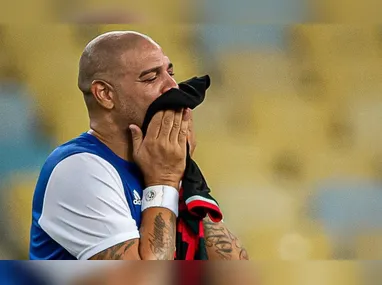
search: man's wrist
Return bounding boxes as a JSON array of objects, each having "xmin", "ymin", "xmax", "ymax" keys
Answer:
[
  {"xmin": 145, "ymin": 180, "xmax": 180, "ymax": 191},
  {"xmin": 141, "ymin": 185, "xmax": 179, "ymax": 217}
]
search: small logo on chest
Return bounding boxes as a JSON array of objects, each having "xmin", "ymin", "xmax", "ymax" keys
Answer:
[{"xmin": 133, "ymin": 190, "xmax": 142, "ymax": 205}]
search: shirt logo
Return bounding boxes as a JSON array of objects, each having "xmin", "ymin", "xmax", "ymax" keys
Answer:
[{"xmin": 133, "ymin": 190, "xmax": 142, "ymax": 205}]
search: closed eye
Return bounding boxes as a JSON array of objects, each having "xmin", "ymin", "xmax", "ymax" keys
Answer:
[
  {"xmin": 144, "ymin": 76, "xmax": 157, "ymax": 82},
  {"xmin": 144, "ymin": 71, "xmax": 174, "ymax": 83},
  {"xmin": 141, "ymin": 63, "xmax": 174, "ymax": 83}
]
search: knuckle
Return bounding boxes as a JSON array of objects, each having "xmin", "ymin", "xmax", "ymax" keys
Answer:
[
  {"xmin": 172, "ymin": 122, "xmax": 180, "ymax": 129},
  {"xmin": 163, "ymin": 117, "xmax": 173, "ymax": 126},
  {"xmin": 158, "ymin": 141, "xmax": 167, "ymax": 150},
  {"xmin": 163, "ymin": 118, "xmax": 171, "ymax": 126}
]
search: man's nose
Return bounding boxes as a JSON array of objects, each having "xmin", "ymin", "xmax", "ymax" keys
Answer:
[{"xmin": 161, "ymin": 75, "xmax": 178, "ymax": 94}]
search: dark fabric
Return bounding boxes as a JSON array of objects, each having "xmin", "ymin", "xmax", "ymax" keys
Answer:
[{"xmin": 141, "ymin": 75, "xmax": 223, "ymax": 260}]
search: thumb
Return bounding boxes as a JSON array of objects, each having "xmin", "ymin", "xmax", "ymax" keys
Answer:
[{"xmin": 129, "ymin": 124, "xmax": 143, "ymax": 151}]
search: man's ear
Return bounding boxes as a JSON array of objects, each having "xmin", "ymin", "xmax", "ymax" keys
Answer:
[{"xmin": 90, "ymin": 80, "xmax": 115, "ymax": 110}]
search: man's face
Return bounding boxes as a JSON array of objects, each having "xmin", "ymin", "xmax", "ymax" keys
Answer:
[{"xmin": 114, "ymin": 40, "xmax": 178, "ymax": 127}]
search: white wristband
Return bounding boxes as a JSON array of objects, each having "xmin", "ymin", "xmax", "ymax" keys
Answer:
[{"xmin": 142, "ymin": 185, "xmax": 179, "ymax": 217}]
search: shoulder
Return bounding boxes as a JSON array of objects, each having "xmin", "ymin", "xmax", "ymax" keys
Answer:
[
  {"xmin": 57, "ymin": 150, "xmax": 118, "ymax": 173},
  {"xmin": 39, "ymin": 133, "xmax": 122, "ymax": 185},
  {"xmin": 47, "ymin": 152, "xmax": 124, "ymax": 197},
  {"xmin": 33, "ymin": 136, "xmax": 125, "ymax": 212}
]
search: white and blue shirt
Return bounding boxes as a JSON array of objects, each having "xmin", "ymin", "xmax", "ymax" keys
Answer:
[{"xmin": 29, "ymin": 132, "xmax": 144, "ymax": 260}]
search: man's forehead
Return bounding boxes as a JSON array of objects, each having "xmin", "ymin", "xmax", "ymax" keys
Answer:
[{"xmin": 123, "ymin": 45, "xmax": 170, "ymax": 73}]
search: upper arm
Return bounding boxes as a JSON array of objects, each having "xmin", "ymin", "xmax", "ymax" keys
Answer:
[{"xmin": 39, "ymin": 153, "xmax": 140, "ymax": 260}]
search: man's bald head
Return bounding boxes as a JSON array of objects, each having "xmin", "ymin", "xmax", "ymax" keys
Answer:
[
  {"xmin": 77, "ymin": 30, "xmax": 176, "ymax": 129},
  {"xmin": 78, "ymin": 31, "xmax": 158, "ymax": 95}
]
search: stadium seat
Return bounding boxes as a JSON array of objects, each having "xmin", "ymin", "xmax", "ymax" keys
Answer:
[{"xmin": 1, "ymin": 173, "xmax": 38, "ymax": 258}]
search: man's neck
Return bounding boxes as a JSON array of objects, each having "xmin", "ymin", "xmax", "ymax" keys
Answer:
[{"xmin": 88, "ymin": 125, "xmax": 134, "ymax": 162}]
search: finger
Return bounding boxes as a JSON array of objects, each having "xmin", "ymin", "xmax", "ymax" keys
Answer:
[
  {"xmin": 146, "ymin": 111, "xmax": 164, "ymax": 139},
  {"xmin": 169, "ymin": 109, "xmax": 183, "ymax": 143},
  {"xmin": 187, "ymin": 110, "xmax": 196, "ymax": 154},
  {"xmin": 178, "ymin": 109, "xmax": 191, "ymax": 146},
  {"xmin": 129, "ymin": 124, "xmax": 143, "ymax": 152},
  {"xmin": 187, "ymin": 109, "xmax": 194, "ymax": 140},
  {"xmin": 182, "ymin": 108, "xmax": 191, "ymax": 122},
  {"xmin": 158, "ymin": 110, "xmax": 175, "ymax": 139}
]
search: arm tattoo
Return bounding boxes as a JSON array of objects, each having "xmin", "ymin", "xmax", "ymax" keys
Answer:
[
  {"xmin": 203, "ymin": 218, "xmax": 249, "ymax": 260},
  {"xmin": 227, "ymin": 229, "xmax": 249, "ymax": 260},
  {"xmin": 204, "ymin": 219, "xmax": 233, "ymax": 260},
  {"xmin": 148, "ymin": 212, "xmax": 175, "ymax": 260},
  {"xmin": 90, "ymin": 240, "xmax": 136, "ymax": 260}
]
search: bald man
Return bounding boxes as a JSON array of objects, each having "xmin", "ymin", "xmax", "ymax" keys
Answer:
[{"xmin": 29, "ymin": 31, "xmax": 248, "ymax": 260}]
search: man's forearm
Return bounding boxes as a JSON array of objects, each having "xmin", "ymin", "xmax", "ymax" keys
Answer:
[
  {"xmin": 139, "ymin": 208, "xmax": 176, "ymax": 260},
  {"xmin": 89, "ymin": 208, "xmax": 176, "ymax": 260},
  {"xmin": 203, "ymin": 217, "xmax": 249, "ymax": 260}
]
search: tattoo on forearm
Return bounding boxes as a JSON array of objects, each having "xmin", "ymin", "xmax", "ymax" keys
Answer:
[
  {"xmin": 109, "ymin": 241, "xmax": 124, "ymax": 260},
  {"xmin": 228, "ymin": 230, "xmax": 249, "ymax": 260},
  {"xmin": 204, "ymin": 218, "xmax": 249, "ymax": 260},
  {"xmin": 204, "ymin": 221, "xmax": 233, "ymax": 260},
  {"xmin": 90, "ymin": 240, "xmax": 136, "ymax": 260},
  {"xmin": 148, "ymin": 212, "xmax": 175, "ymax": 260}
]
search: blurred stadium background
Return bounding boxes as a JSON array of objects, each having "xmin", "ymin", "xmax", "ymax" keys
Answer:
[{"xmin": 1, "ymin": 0, "xmax": 382, "ymax": 284}]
